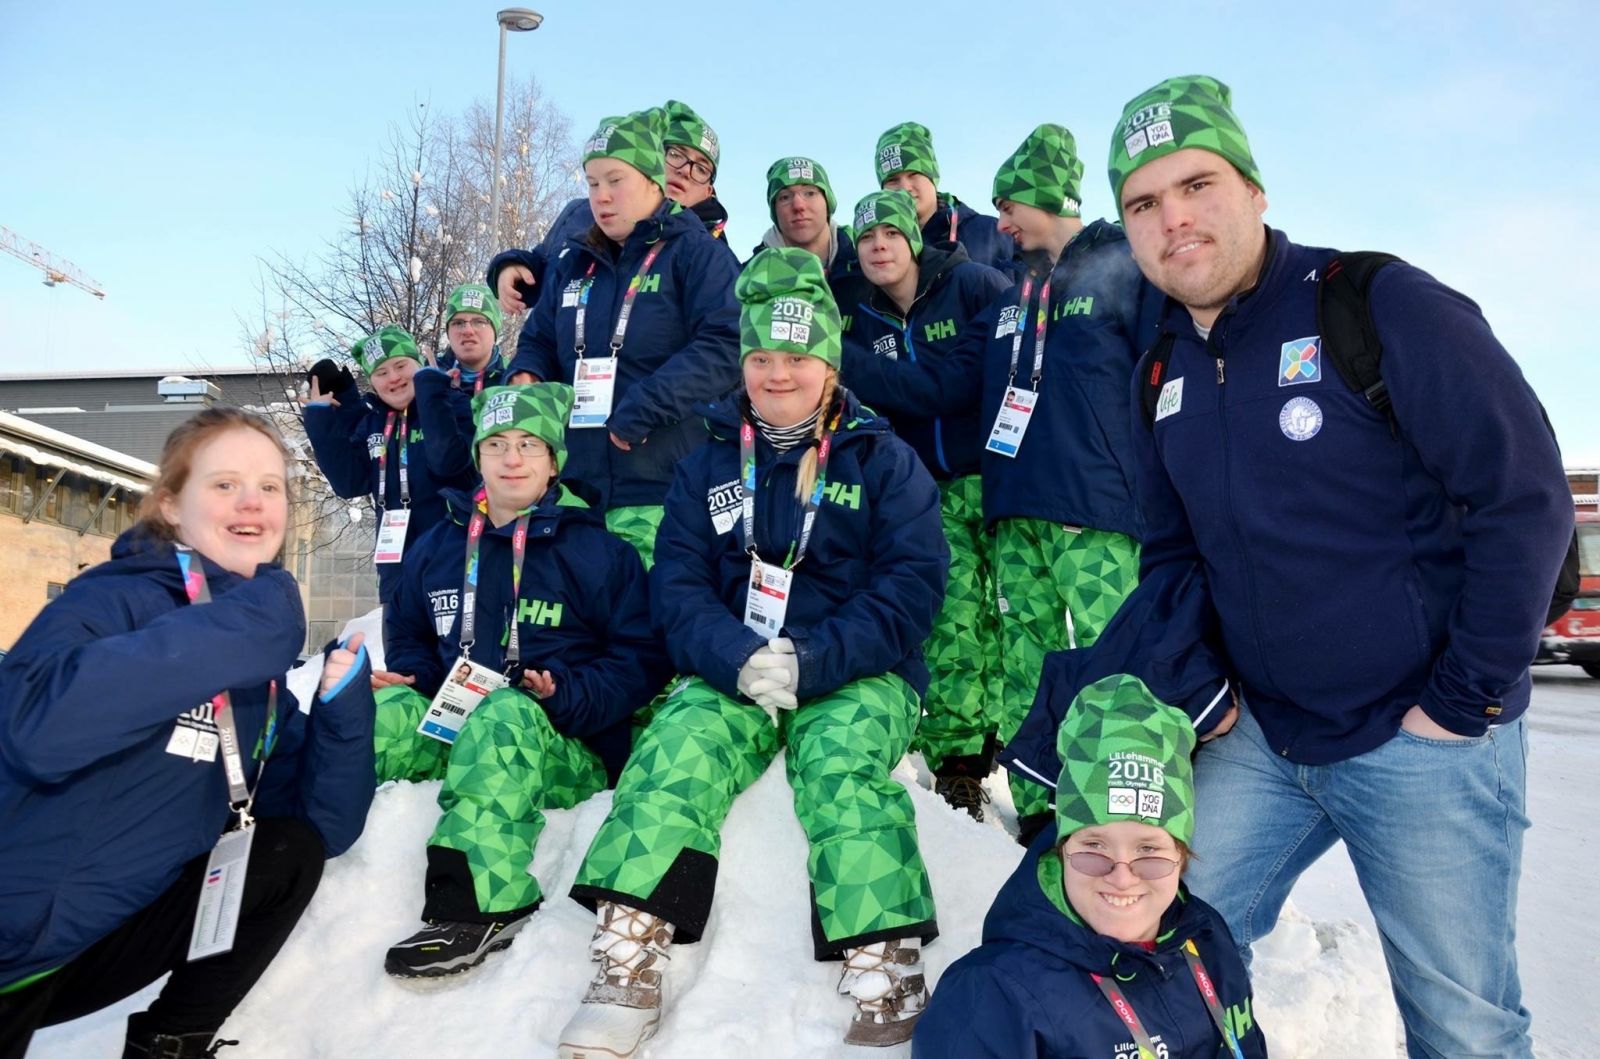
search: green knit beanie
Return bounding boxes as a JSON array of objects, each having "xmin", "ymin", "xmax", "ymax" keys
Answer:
[
  {"xmin": 471, "ymin": 383, "xmax": 573, "ymax": 471},
  {"xmin": 661, "ymin": 99, "xmax": 720, "ymax": 173},
  {"xmin": 582, "ymin": 108, "xmax": 668, "ymax": 194},
  {"xmin": 875, "ymin": 121, "xmax": 940, "ymax": 186},
  {"xmin": 852, "ymin": 190, "xmax": 924, "ymax": 259},
  {"xmin": 993, "ymin": 123, "xmax": 1084, "ymax": 218},
  {"xmin": 1055, "ymin": 674, "xmax": 1197, "ymax": 845},
  {"xmin": 1109, "ymin": 75, "xmax": 1262, "ymax": 215},
  {"xmin": 766, "ymin": 156, "xmax": 837, "ymax": 223},
  {"xmin": 445, "ymin": 283, "xmax": 504, "ymax": 339},
  {"xmin": 351, "ymin": 325, "xmax": 423, "ymax": 375},
  {"xmin": 735, "ymin": 247, "xmax": 842, "ymax": 369}
]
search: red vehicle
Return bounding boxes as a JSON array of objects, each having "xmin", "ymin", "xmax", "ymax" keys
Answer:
[{"xmin": 1537, "ymin": 511, "xmax": 1600, "ymax": 677}]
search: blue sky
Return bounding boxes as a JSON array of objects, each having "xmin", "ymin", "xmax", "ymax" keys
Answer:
[{"xmin": 4, "ymin": 0, "xmax": 1597, "ymax": 459}]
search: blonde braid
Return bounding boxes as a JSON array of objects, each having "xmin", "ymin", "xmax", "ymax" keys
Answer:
[{"xmin": 794, "ymin": 371, "xmax": 839, "ymax": 501}]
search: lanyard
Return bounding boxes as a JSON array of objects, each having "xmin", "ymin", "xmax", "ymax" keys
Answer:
[
  {"xmin": 1005, "ymin": 270, "xmax": 1052, "ymax": 389},
  {"xmin": 574, "ymin": 243, "xmax": 664, "ymax": 359},
  {"xmin": 377, "ymin": 410, "xmax": 411, "ymax": 509},
  {"xmin": 175, "ymin": 547, "xmax": 278, "ymax": 827},
  {"xmin": 1090, "ymin": 945, "xmax": 1246, "ymax": 1059},
  {"xmin": 458, "ymin": 489, "xmax": 533, "ymax": 670},
  {"xmin": 738, "ymin": 409, "xmax": 840, "ymax": 570},
  {"xmin": 947, "ymin": 202, "xmax": 959, "ymax": 244},
  {"xmin": 1183, "ymin": 940, "xmax": 1247, "ymax": 1059}
]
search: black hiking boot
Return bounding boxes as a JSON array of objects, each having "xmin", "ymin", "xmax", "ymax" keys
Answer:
[{"xmin": 383, "ymin": 914, "xmax": 530, "ymax": 978}]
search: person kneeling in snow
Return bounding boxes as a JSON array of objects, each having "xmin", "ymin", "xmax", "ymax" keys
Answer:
[
  {"xmin": 0, "ymin": 408, "xmax": 375, "ymax": 1059},
  {"xmin": 913, "ymin": 675, "xmax": 1266, "ymax": 1058},
  {"xmin": 374, "ymin": 383, "xmax": 670, "ymax": 980},
  {"xmin": 556, "ymin": 248, "xmax": 949, "ymax": 1057}
]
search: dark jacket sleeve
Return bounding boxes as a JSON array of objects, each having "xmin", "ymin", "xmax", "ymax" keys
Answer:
[
  {"xmin": 411, "ymin": 366, "xmax": 477, "ymax": 482},
  {"xmin": 788, "ymin": 438, "xmax": 948, "ymax": 699},
  {"xmin": 486, "ymin": 197, "xmax": 590, "ymax": 290},
  {"xmin": 382, "ymin": 535, "xmax": 448, "ymax": 695},
  {"xmin": 539, "ymin": 538, "xmax": 673, "ymax": 738},
  {"xmin": 302, "ymin": 383, "xmax": 375, "ymax": 500},
  {"xmin": 252, "ymin": 643, "xmax": 376, "ymax": 857},
  {"xmin": 606, "ymin": 239, "xmax": 742, "ymax": 444},
  {"xmin": 1371, "ymin": 265, "xmax": 1573, "ymax": 735},
  {"xmin": 486, "ymin": 248, "xmax": 546, "ymax": 292},
  {"xmin": 507, "ymin": 263, "xmax": 564, "ymax": 383},
  {"xmin": 912, "ymin": 961, "xmax": 1053, "ymax": 1059},
  {"xmin": 0, "ymin": 570, "xmax": 306, "ymax": 785},
  {"xmin": 651, "ymin": 459, "xmax": 767, "ymax": 698}
]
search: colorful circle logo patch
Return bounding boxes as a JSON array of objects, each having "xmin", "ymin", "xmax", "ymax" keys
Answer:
[{"xmin": 1279, "ymin": 396, "xmax": 1323, "ymax": 441}]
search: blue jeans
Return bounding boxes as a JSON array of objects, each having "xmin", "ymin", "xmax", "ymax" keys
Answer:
[{"xmin": 1185, "ymin": 706, "xmax": 1532, "ymax": 1059}]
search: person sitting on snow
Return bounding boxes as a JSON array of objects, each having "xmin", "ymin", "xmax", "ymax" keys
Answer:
[
  {"xmin": 555, "ymin": 248, "xmax": 949, "ymax": 1057},
  {"xmin": 409, "ymin": 282, "xmax": 514, "ymax": 484},
  {"xmin": 914, "ymin": 674, "xmax": 1266, "ymax": 1058},
  {"xmin": 371, "ymin": 383, "xmax": 670, "ymax": 980}
]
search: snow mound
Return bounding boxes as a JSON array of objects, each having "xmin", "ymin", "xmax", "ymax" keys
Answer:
[
  {"xmin": 29, "ymin": 759, "xmax": 1402, "ymax": 1058},
  {"xmin": 32, "ymin": 610, "xmax": 1404, "ymax": 1057}
]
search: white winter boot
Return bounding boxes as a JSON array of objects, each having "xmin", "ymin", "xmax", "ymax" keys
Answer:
[
  {"xmin": 838, "ymin": 939, "xmax": 928, "ymax": 1047},
  {"xmin": 556, "ymin": 902, "xmax": 675, "ymax": 1059}
]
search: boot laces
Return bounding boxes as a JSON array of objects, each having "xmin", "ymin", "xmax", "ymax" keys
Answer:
[
  {"xmin": 590, "ymin": 902, "xmax": 673, "ymax": 992},
  {"xmin": 838, "ymin": 941, "xmax": 925, "ymax": 1023},
  {"xmin": 935, "ymin": 774, "xmax": 991, "ymax": 819}
]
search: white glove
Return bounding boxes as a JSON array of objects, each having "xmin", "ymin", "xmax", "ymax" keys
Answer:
[
  {"xmin": 738, "ymin": 639, "xmax": 800, "ymax": 725},
  {"xmin": 752, "ymin": 638, "xmax": 798, "ymax": 691},
  {"xmin": 737, "ymin": 653, "xmax": 789, "ymax": 701}
]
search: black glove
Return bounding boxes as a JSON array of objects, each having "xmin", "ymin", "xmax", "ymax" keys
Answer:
[
  {"xmin": 308, "ymin": 358, "xmax": 355, "ymax": 396},
  {"xmin": 513, "ymin": 274, "xmax": 537, "ymax": 307}
]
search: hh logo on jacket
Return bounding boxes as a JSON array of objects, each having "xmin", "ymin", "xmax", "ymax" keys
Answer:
[{"xmin": 517, "ymin": 598, "xmax": 563, "ymax": 627}]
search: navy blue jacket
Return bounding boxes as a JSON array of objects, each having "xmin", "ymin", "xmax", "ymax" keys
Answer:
[
  {"xmin": 1131, "ymin": 229, "xmax": 1572, "ymax": 763},
  {"xmin": 925, "ymin": 193, "xmax": 1020, "ymax": 280},
  {"xmin": 385, "ymin": 487, "xmax": 670, "ymax": 781},
  {"xmin": 1001, "ymin": 559, "xmax": 1235, "ymax": 790},
  {"xmin": 508, "ymin": 201, "xmax": 742, "ymax": 510},
  {"xmin": 487, "ymin": 196, "xmax": 738, "ymax": 292},
  {"xmin": 0, "ymin": 531, "xmax": 375, "ymax": 988},
  {"xmin": 975, "ymin": 220, "xmax": 1165, "ymax": 535},
  {"xmin": 412, "ymin": 351, "xmax": 510, "ymax": 484},
  {"xmin": 914, "ymin": 838, "xmax": 1266, "ymax": 1059},
  {"xmin": 302, "ymin": 386, "xmax": 479, "ymax": 600},
  {"xmin": 652, "ymin": 391, "xmax": 947, "ymax": 701},
  {"xmin": 835, "ymin": 245, "xmax": 1010, "ymax": 480}
]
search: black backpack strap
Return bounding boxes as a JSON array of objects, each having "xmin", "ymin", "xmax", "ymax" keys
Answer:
[
  {"xmin": 1319, "ymin": 251, "xmax": 1402, "ymax": 423},
  {"xmin": 1139, "ymin": 332, "xmax": 1177, "ymax": 428}
]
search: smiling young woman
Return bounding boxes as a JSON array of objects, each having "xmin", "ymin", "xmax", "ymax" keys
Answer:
[
  {"xmin": 915, "ymin": 675, "xmax": 1266, "ymax": 1059},
  {"xmin": 555, "ymin": 248, "xmax": 949, "ymax": 1057},
  {"xmin": 0, "ymin": 407, "xmax": 376, "ymax": 1059}
]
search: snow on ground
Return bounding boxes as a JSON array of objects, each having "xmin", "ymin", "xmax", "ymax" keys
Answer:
[{"xmin": 28, "ymin": 623, "xmax": 1598, "ymax": 1057}]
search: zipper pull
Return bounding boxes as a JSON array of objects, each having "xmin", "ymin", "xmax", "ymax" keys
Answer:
[{"xmin": 1216, "ymin": 358, "xmax": 1226, "ymax": 384}]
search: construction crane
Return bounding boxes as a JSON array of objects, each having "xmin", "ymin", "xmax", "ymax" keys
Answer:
[{"xmin": 0, "ymin": 225, "xmax": 106, "ymax": 299}]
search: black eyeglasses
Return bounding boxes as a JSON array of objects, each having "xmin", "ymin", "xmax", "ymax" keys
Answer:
[
  {"xmin": 1065, "ymin": 851, "xmax": 1181, "ymax": 880},
  {"xmin": 665, "ymin": 144, "xmax": 714, "ymax": 185}
]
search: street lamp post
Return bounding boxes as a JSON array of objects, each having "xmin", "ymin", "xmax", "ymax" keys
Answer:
[{"xmin": 490, "ymin": 8, "xmax": 544, "ymax": 255}]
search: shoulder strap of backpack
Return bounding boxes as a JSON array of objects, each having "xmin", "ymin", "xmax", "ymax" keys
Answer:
[
  {"xmin": 1318, "ymin": 251, "xmax": 1403, "ymax": 423},
  {"xmin": 1138, "ymin": 332, "xmax": 1178, "ymax": 428}
]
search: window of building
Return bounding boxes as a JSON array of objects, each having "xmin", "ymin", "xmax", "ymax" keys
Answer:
[{"xmin": 46, "ymin": 582, "xmax": 66, "ymax": 600}]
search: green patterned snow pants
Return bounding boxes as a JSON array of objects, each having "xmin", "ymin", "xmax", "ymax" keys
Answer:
[
  {"xmin": 571, "ymin": 674, "xmax": 937, "ymax": 958},
  {"xmin": 992, "ymin": 518, "xmax": 1139, "ymax": 817},
  {"xmin": 374, "ymin": 684, "xmax": 607, "ymax": 918},
  {"xmin": 914, "ymin": 475, "xmax": 1004, "ymax": 770},
  {"xmin": 605, "ymin": 504, "xmax": 664, "ymax": 570}
]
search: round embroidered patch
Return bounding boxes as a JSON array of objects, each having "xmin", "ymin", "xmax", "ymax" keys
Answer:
[{"xmin": 1279, "ymin": 396, "xmax": 1323, "ymax": 441}]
